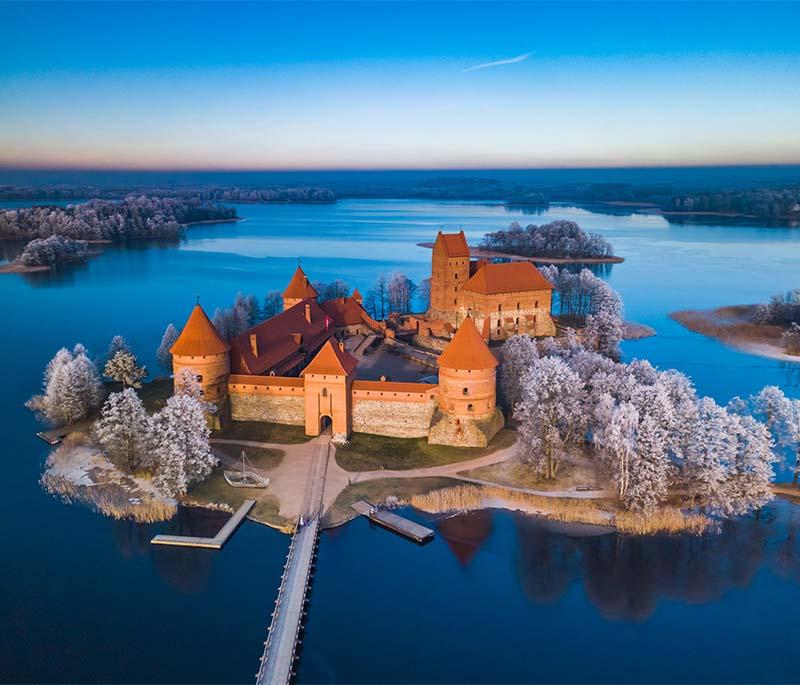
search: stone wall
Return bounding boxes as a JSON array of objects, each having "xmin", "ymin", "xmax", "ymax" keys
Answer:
[
  {"xmin": 411, "ymin": 333, "xmax": 448, "ymax": 353},
  {"xmin": 427, "ymin": 408, "xmax": 505, "ymax": 447},
  {"xmin": 229, "ymin": 393, "xmax": 305, "ymax": 425},
  {"xmin": 352, "ymin": 397, "xmax": 437, "ymax": 438}
]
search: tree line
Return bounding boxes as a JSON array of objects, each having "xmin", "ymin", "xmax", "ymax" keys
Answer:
[
  {"xmin": 17, "ymin": 234, "xmax": 91, "ymax": 267},
  {"xmin": 501, "ymin": 334, "xmax": 797, "ymax": 515},
  {"xmin": 480, "ymin": 220, "xmax": 614, "ymax": 259},
  {"xmin": 0, "ymin": 195, "xmax": 237, "ymax": 242},
  {"xmin": 752, "ymin": 289, "xmax": 800, "ymax": 355}
]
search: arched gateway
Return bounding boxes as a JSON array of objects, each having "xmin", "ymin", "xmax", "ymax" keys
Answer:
[{"xmin": 300, "ymin": 339, "xmax": 357, "ymax": 437}]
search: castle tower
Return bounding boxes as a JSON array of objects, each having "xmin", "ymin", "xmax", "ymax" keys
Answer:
[
  {"xmin": 301, "ymin": 339, "xmax": 358, "ymax": 438},
  {"xmin": 429, "ymin": 231, "xmax": 470, "ymax": 318},
  {"xmin": 351, "ymin": 287, "xmax": 363, "ymax": 305},
  {"xmin": 170, "ymin": 304, "xmax": 231, "ymax": 409},
  {"xmin": 282, "ymin": 265, "xmax": 318, "ymax": 311},
  {"xmin": 429, "ymin": 315, "xmax": 503, "ymax": 447}
]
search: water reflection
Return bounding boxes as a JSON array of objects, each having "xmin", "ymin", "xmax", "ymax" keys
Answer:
[
  {"xmin": 438, "ymin": 510, "xmax": 493, "ymax": 566},
  {"xmin": 508, "ymin": 504, "xmax": 799, "ymax": 621}
]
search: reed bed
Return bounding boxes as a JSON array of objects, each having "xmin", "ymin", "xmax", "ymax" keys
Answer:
[{"xmin": 410, "ymin": 484, "xmax": 712, "ymax": 535}]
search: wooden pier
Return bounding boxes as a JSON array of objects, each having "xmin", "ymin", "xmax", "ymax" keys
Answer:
[
  {"xmin": 351, "ymin": 500, "xmax": 435, "ymax": 543},
  {"xmin": 151, "ymin": 499, "xmax": 255, "ymax": 549},
  {"xmin": 255, "ymin": 440, "xmax": 330, "ymax": 685}
]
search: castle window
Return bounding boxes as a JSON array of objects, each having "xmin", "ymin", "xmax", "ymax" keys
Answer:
[
  {"xmin": 535, "ymin": 300, "xmax": 539, "ymax": 308},
  {"xmin": 534, "ymin": 315, "xmax": 538, "ymax": 323},
  {"xmin": 455, "ymin": 274, "xmax": 458, "ymax": 280},
  {"xmin": 454, "ymin": 299, "xmax": 457, "ymax": 305},
  {"xmin": 462, "ymin": 387, "xmax": 468, "ymax": 396},
  {"xmin": 467, "ymin": 403, "xmax": 474, "ymax": 412},
  {"xmin": 516, "ymin": 317, "xmax": 519, "ymax": 325},
  {"xmin": 517, "ymin": 302, "xmax": 520, "ymax": 309},
  {"xmin": 322, "ymin": 387, "xmax": 328, "ymax": 397},
  {"xmin": 498, "ymin": 304, "xmax": 502, "ymax": 312},
  {"xmin": 199, "ymin": 390, "xmax": 205, "ymax": 396},
  {"xmin": 196, "ymin": 375, "xmax": 203, "ymax": 382}
]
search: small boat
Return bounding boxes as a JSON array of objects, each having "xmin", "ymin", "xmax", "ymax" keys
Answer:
[{"xmin": 224, "ymin": 450, "xmax": 270, "ymax": 489}]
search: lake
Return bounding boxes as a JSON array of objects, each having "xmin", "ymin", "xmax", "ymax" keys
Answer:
[{"xmin": 1, "ymin": 199, "xmax": 799, "ymax": 683}]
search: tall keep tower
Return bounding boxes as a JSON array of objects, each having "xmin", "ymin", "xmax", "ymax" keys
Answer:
[
  {"xmin": 429, "ymin": 315, "xmax": 503, "ymax": 447},
  {"xmin": 171, "ymin": 304, "xmax": 231, "ymax": 426},
  {"xmin": 429, "ymin": 231, "xmax": 470, "ymax": 318},
  {"xmin": 282, "ymin": 265, "xmax": 318, "ymax": 311}
]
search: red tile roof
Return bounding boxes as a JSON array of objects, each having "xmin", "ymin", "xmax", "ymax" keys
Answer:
[
  {"xmin": 434, "ymin": 230, "xmax": 470, "ymax": 258},
  {"xmin": 171, "ymin": 304, "xmax": 230, "ymax": 356},
  {"xmin": 437, "ymin": 316, "xmax": 498, "ymax": 370},
  {"xmin": 462, "ymin": 261, "xmax": 553, "ymax": 295},
  {"xmin": 301, "ymin": 339, "xmax": 358, "ymax": 376},
  {"xmin": 320, "ymin": 296, "xmax": 379, "ymax": 328},
  {"xmin": 282, "ymin": 266, "xmax": 318, "ymax": 300},
  {"xmin": 229, "ymin": 299, "xmax": 333, "ymax": 375}
]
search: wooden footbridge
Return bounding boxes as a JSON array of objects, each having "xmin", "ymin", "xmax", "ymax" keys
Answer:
[{"xmin": 255, "ymin": 439, "xmax": 329, "ymax": 685}]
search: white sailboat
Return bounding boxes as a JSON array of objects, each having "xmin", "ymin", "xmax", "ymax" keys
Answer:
[{"xmin": 224, "ymin": 450, "xmax": 270, "ymax": 488}]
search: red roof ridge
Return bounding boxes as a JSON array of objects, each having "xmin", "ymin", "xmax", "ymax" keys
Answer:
[
  {"xmin": 434, "ymin": 230, "xmax": 470, "ymax": 258},
  {"xmin": 301, "ymin": 339, "xmax": 358, "ymax": 376},
  {"xmin": 463, "ymin": 261, "xmax": 553, "ymax": 295},
  {"xmin": 170, "ymin": 304, "xmax": 230, "ymax": 356},
  {"xmin": 437, "ymin": 316, "xmax": 498, "ymax": 370},
  {"xmin": 283, "ymin": 265, "xmax": 318, "ymax": 299}
]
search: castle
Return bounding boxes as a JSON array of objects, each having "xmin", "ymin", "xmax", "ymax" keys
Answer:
[{"xmin": 169, "ymin": 232, "xmax": 556, "ymax": 447}]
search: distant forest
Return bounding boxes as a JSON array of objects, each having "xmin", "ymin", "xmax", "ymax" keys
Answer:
[
  {"xmin": 0, "ymin": 196, "xmax": 237, "ymax": 241},
  {"xmin": 2, "ymin": 178, "xmax": 799, "ymax": 222}
]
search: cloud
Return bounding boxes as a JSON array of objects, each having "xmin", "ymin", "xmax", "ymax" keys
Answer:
[{"xmin": 463, "ymin": 52, "xmax": 532, "ymax": 73}]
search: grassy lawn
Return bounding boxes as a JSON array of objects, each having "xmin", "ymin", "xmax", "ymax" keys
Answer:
[
  {"xmin": 213, "ymin": 420, "xmax": 309, "ymax": 445},
  {"xmin": 213, "ymin": 443, "xmax": 284, "ymax": 471},
  {"xmin": 323, "ymin": 476, "xmax": 458, "ymax": 527},
  {"xmin": 334, "ymin": 429, "xmax": 517, "ymax": 472},
  {"xmin": 188, "ymin": 467, "xmax": 287, "ymax": 529}
]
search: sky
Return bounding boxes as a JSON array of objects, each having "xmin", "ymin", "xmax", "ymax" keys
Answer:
[{"xmin": 1, "ymin": 1, "xmax": 799, "ymax": 170}]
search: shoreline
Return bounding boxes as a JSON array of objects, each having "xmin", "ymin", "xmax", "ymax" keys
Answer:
[
  {"xmin": 416, "ymin": 242, "xmax": 624, "ymax": 264},
  {"xmin": 670, "ymin": 306, "xmax": 800, "ymax": 363}
]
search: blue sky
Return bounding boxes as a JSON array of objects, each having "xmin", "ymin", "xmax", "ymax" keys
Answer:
[{"xmin": 1, "ymin": 1, "xmax": 799, "ymax": 169}]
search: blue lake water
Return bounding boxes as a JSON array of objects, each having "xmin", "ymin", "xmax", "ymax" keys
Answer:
[{"xmin": 1, "ymin": 199, "xmax": 799, "ymax": 683}]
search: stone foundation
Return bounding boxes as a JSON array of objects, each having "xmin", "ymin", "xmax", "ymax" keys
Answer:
[
  {"xmin": 427, "ymin": 408, "xmax": 505, "ymax": 447},
  {"xmin": 229, "ymin": 393, "xmax": 305, "ymax": 425},
  {"xmin": 352, "ymin": 398, "xmax": 437, "ymax": 438}
]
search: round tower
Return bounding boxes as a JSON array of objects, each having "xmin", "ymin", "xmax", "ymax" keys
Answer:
[
  {"xmin": 436, "ymin": 315, "xmax": 498, "ymax": 418},
  {"xmin": 170, "ymin": 303, "xmax": 231, "ymax": 405}
]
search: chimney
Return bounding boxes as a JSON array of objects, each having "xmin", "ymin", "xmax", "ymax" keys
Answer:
[
  {"xmin": 304, "ymin": 303, "xmax": 311, "ymax": 323},
  {"xmin": 249, "ymin": 334, "xmax": 258, "ymax": 357},
  {"xmin": 338, "ymin": 340, "xmax": 345, "ymax": 352}
]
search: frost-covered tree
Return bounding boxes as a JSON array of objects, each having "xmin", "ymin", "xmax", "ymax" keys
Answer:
[
  {"xmin": 584, "ymin": 303, "xmax": 624, "ymax": 361},
  {"xmin": 174, "ymin": 367, "xmax": 207, "ymax": 404},
  {"xmin": 93, "ymin": 389, "xmax": 153, "ymax": 473},
  {"xmin": 107, "ymin": 335, "xmax": 130, "ymax": 360},
  {"xmin": 724, "ymin": 414, "xmax": 777, "ymax": 515},
  {"xmin": 26, "ymin": 345, "xmax": 104, "ymax": 425},
  {"xmin": 387, "ymin": 272, "xmax": 417, "ymax": 314},
  {"xmin": 104, "ymin": 350, "xmax": 148, "ymax": 388},
  {"xmin": 151, "ymin": 394, "xmax": 215, "ymax": 497},
  {"xmin": 515, "ymin": 357, "xmax": 585, "ymax": 479},
  {"xmin": 625, "ymin": 414, "xmax": 670, "ymax": 511},
  {"xmin": 596, "ymin": 401, "xmax": 639, "ymax": 501},
  {"xmin": 263, "ymin": 290, "xmax": 282, "ymax": 320},
  {"xmin": 156, "ymin": 323, "xmax": 179, "ymax": 371},
  {"xmin": 499, "ymin": 335, "xmax": 539, "ymax": 412}
]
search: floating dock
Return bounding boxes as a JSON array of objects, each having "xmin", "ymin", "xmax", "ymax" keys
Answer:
[
  {"xmin": 151, "ymin": 499, "xmax": 255, "ymax": 549},
  {"xmin": 351, "ymin": 500, "xmax": 435, "ymax": 543}
]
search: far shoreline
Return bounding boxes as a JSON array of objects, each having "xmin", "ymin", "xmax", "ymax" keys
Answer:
[{"xmin": 416, "ymin": 242, "xmax": 624, "ymax": 265}]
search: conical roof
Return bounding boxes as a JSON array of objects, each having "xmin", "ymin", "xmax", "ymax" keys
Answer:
[
  {"xmin": 352, "ymin": 287, "xmax": 363, "ymax": 301},
  {"xmin": 170, "ymin": 304, "xmax": 230, "ymax": 356},
  {"xmin": 437, "ymin": 316, "xmax": 498, "ymax": 370},
  {"xmin": 301, "ymin": 339, "xmax": 358, "ymax": 376},
  {"xmin": 283, "ymin": 266, "xmax": 318, "ymax": 300}
]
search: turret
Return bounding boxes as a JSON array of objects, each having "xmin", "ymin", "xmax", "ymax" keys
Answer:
[
  {"xmin": 351, "ymin": 287, "xmax": 363, "ymax": 305},
  {"xmin": 436, "ymin": 315, "xmax": 498, "ymax": 418},
  {"xmin": 170, "ymin": 303, "xmax": 231, "ymax": 404},
  {"xmin": 282, "ymin": 265, "xmax": 318, "ymax": 311}
]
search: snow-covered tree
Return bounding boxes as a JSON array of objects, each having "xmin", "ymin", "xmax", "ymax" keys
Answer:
[
  {"xmin": 174, "ymin": 367, "xmax": 206, "ymax": 403},
  {"xmin": 156, "ymin": 323, "xmax": 179, "ymax": 371},
  {"xmin": 104, "ymin": 350, "xmax": 148, "ymax": 388},
  {"xmin": 515, "ymin": 356, "xmax": 585, "ymax": 479},
  {"xmin": 151, "ymin": 394, "xmax": 215, "ymax": 497},
  {"xmin": 585, "ymin": 304, "xmax": 624, "ymax": 361},
  {"xmin": 499, "ymin": 334, "xmax": 539, "ymax": 412},
  {"xmin": 596, "ymin": 401, "xmax": 639, "ymax": 501},
  {"xmin": 625, "ymin": 414, "xmax": 670, "ymax": 511},
  {"xmin": 723, "ymin": 414, "xmax": 777, "ymax": 515},
  {"xmin": 27, "ymin": 345, "xmax": 104, "ymax": 425},
  {"xmin": 387, "ymin": 272, "xmax": 417, "ymax": 314},
  {"xmin": 263, "ymin": 290, "xmax": 282, "ymax": 320},
  {"xmin": 107, "ymin": 335, "xmax": 130, "ymax": 360},
  {"xmin": 93, "ymin": 389, "xmax": 153, "ymax": 473}
]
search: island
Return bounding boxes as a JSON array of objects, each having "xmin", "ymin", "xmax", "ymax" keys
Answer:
[{"xmin": 30, "ymin": 229, "xmax": 799, "ymax": 543}]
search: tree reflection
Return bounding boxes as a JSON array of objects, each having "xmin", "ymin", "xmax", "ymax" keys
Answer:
[{"xmin": 512, "ymin": 503, "xmax": 800, "ymax": 621}]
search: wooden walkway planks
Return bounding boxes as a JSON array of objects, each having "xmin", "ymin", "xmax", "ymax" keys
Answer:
[
  {"xmin": 255, "ymin": 439, "xmax": 330, "ymax": 685},
  {"xmin": 151, "ymin": 499, "xmax": 255, "ymax": 549},
  {"xmin": 351, "ymin": 500, "xmax": 435, "ymax": 543}
]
